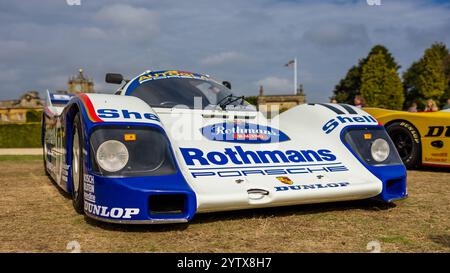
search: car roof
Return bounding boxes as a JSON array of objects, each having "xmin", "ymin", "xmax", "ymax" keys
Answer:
[{"xmin": 122, "ymin": 70, "xmax": 213, "ymax": 96}]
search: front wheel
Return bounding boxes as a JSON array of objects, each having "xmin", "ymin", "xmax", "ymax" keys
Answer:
[
  {"xmin": 386, "ymin": 121, "xmax": 421, "ymax": 169},
  {"xmin": 71, "ymin": 113, "xmax": 85, "ymax": 214}
]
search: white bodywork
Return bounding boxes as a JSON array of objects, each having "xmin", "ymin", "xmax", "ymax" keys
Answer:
[{"xmin": 86, "ymin": 93, "xmax": 383, "ymax": 213}]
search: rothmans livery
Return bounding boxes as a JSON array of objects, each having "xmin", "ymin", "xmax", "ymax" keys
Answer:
[{"xmin": 42, "ymin": 70, "xmax": 407, "ymax": 224}]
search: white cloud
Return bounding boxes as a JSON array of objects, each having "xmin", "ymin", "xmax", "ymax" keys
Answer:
[
  {"xmin": 200, "ymin": 51, "xmax": 244, "ymax": 66},
  {"xmin": 303, "ymin": 24, "xmax": 370, "ymax": 47},
  {"xmin": 96, "ymin": 4, "xmax": 158, "ymax": 28},
  {"xmin": 256, "ymin": 77, "xmax": 293, "ymax": 94},
  {"xmin": 0, "ymin": 0, "xmax": 449, "ymax": 102},
  {"xmin": 0, "ymin": 68, "xmax": 20, "ymax": 82},
  {"xmin": 0, "ymin": 40, "xmax": 33, "ymax": 61},
  {"xmin": 79, "ymin": 27, "xmax": 109, "ymax": 40},
  {"xmin": 36, "ymin": 74, "xmax": 69, "ymax": 89},
  {"xmin": 94, "ymin": 4, "xmax": 159, "ymax": 40}
]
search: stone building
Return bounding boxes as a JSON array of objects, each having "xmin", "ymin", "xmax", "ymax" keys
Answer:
[
  {"xmin": 0, "ymin": 91, "xmax": 43, "ymax": 123},
  {"xmin": 257, "ymin": 85, "xmax": 306, "ymax": 117},
  {"xmin": 0, "ymin": 69, "xmax": 94, "ymax": 123},
  {"xmin": 67, "ymin": 68, "xmax": 94, "ymax": 94}
]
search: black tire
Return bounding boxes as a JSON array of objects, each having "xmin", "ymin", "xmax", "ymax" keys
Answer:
[
  {"xmin": 71, "ymin": 113, "xmax": 85, "ymax": 214},
  {"xmin": 386, "ymin": 121, "xmax": 421, "ymax": 169}
]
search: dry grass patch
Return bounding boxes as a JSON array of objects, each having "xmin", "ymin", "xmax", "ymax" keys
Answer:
[{"xmin": 0, "ymin": 158, "xmax": 449, "ymax": 252}]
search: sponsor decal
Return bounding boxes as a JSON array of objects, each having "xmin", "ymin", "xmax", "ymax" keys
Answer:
[
  {"xmin": 83, "ymin": 174, "xmax": 95, "ymax": 203},
  {"xmin": 84, "ymin": 192, "xmax": 96, "ymax": 203},
  {"xmin": 430, "ymin": 153, "xmax": 448, "ymax": 157},
  {"xmin": 46, "ymin": 161, "xmax": 55, "ymax": 173},
  {"xmin": 276, "ymin": 176, "xmax": 294, "ymax": 185},
  {"xmin": 84, "ymin": 202, "xmax": 140, "ymax": 219},
  {"xmin": 84, "ymin": 174, "xmax": 94, "ymax": 184},
  {"xmin": 138, "ymin": 70, "xmax": 209, "ymax": 84},
  {"xmin": 96, "ymin": 109, "xmax": 160, "ymax": 122},
  {"xmin": 188, "ymin": 164, "xmax": 349, "ymax": 178},
  {"xmin": 322, "ymin": 115, "xmax": 377, "ymax": 134},
  {"xmin": 180, "ymin": 146, "xmax": 336, "ymax": 166},
  {"xmin": 201, "ymin": 121, "xmax": 289, "ymax": 143},
  {"xmin": 400, "ymin": 122, "xmax": 420, "ymax": 144},
  {"xmin": 275, "ymin": 182, "xmax": 350, "ymax": 192},
  {"xmin": 424, "ymin": 157, "xmax": 448, "ymax": 163},
  {"xmin": 424, "ymin": 126, "xmax": 450, "ymax": 137}
]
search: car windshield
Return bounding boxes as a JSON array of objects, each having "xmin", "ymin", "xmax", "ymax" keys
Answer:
[{"xmin": 129, "ymin": 78, "xmax": 248, "ymax": 109}]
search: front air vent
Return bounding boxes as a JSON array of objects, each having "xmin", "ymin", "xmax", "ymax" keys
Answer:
[{"xmin": 148, "ymin": 194, "xmax": 186, "ymax": 215}]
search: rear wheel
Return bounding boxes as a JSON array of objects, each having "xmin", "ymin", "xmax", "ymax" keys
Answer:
[
  {"xmin": 386, "ymin": 121, "xmax": 421, "ymax": 169},
  {"xmin": 71, "ymin": 114, "xmax": 85, "ymax": 214}
]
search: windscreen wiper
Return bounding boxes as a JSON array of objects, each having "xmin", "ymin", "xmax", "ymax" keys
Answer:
[
  {"xmin": 216, "ymin": 94, "xmax": 233, "ymax": 107},
  {"xmin": 219, "ymin": 95, "xmax": 245, "ymax": 109}
]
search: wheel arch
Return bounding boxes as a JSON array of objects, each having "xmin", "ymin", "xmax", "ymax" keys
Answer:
[{"xmin": 65, "ymin": 103, "xmax": 82, "ymax": 194}]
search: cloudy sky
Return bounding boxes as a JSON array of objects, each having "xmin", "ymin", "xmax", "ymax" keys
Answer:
[{"xmin": 0, "ymin": 0, "xmax": 449, "ymax": 102}]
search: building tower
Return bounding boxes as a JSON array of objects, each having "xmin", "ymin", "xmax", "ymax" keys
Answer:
[{"xmin": 67, "ymin": 69, "xmax": 94, "ymax": 94}]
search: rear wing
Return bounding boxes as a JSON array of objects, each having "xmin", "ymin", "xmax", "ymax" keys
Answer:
[
  {"xmin": 44, "ymin": 91, "xmax": 75, "ymax": 117},
  {"xmin": 46, "ymin": 90, "xmax": 75, "ymax": 107}
]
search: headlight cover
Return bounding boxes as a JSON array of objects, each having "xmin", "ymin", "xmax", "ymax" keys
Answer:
[
  {"xmin": 371, "ymin": 138, "xmax": 390, "ymax": 162},
  {"xmin": 96, "ymin": 140, "xmax": 129, "ymax": 172},
  {"xmin": 90, "ymin": 126, "xmax": 177, "ymax": 177},
  {"xmin": 343, "ymin": 127, "xmax": 402, "ymax": 166}
]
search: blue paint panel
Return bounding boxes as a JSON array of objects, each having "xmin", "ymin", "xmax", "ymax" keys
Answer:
[
  {"xmin": 340, "ymin": 125, "xmax": 407, "ymax": 202},
  {"xmin": 60, "ymin": 99, "xmax": 197, "ymax": 222},
  {"xmin": 82, "ymin": 122, "xmax": 198, "ymax": 221},
  {"xmin": 89, "ymin": 172, "xmax": 197, "ymax": 221}
]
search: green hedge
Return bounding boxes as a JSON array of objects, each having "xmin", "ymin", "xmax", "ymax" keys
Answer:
[
  {"xmin": 0, "ymin": 122, "xmax": 41, "ymax": 148},
  {"xmin": 245, "ymin": 96, "xmax": 258, "ymax": 106},
  {"xmin": 26, "ymin": 110, "xmax": 43, "ymax": 122}
]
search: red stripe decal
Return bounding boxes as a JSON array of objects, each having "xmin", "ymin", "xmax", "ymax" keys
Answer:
[{"xmin": 79, "ymin": 94, "xmax": 103, "ymax": 123}]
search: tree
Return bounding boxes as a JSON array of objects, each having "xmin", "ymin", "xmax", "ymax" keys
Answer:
[
  {"xmin": 416, "ymin": 47, "xmax": 447, "ymax": 100},
  {"xmin": 26, "ymin": 110, "xmax": 42, "ymax": 122},
  {"xmin": 244, "ymin": 96, "xmax": 258, "ymax": 106},
  {"xmin": 360, "ymin": 52, "xmax": 404, "ymax": 110},
  {"xmin": 366, "ymin": 44, "xmax": 401, "ymax": 70},
  {"xmin": 402, "ymin": 60, "xmax": 422, "ymax": 107},
  {"xmin": 333, "ymin": 45, "xmax": 400, "ymax": 104},
  {"xmin": 403, "ymin": 42, "xmax": 450, "ymax": 108},
  {"xmin": 333, "ymin": 65, "xmax": 361, "ymax": 103},
  {"xmin": 442, "ymin": 54, "xmax": 450, "ymax": 103}
]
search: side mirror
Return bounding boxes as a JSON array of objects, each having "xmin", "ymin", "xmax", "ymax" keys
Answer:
[
  {"xmin": 105, "ymin": 73, "xmax": 124, "ymax": 84},
  {"xmin": 222, "ymin": 81, "xmax": 231, "ymax": 89}
]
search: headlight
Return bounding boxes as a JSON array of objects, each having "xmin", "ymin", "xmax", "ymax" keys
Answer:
[
  {"xmin": 370, "ymin": 138, "xmax": 390, "ymax": 162},
  {"xmin": 90, "ymin": 126, "xmax": 177, "ymax": 177},
  {"xmin": 342, "ymin": 127, "xmax": 402, "ymax": 166},
  {"xmin": 96, "ymin": 140, "xmax": 129, "ymax": 172}
]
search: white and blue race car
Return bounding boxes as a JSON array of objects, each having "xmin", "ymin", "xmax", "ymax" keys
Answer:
[{"xmin": 42, "ymin": 70, "xmax": 407, "ymax": 224}]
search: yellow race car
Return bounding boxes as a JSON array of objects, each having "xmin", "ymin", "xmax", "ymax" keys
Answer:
[{"xmin": 364, "ymin": 108, "xmax": 450, "ymax": 169}]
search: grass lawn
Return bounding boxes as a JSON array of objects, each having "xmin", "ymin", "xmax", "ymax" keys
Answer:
[
  {"xmin": 0, "ymin": 155, "xmax": 42, "ymax": 161},
  {"xmin": 0, "ymin": 158, "xmax": 449, "ymax": 252}
]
